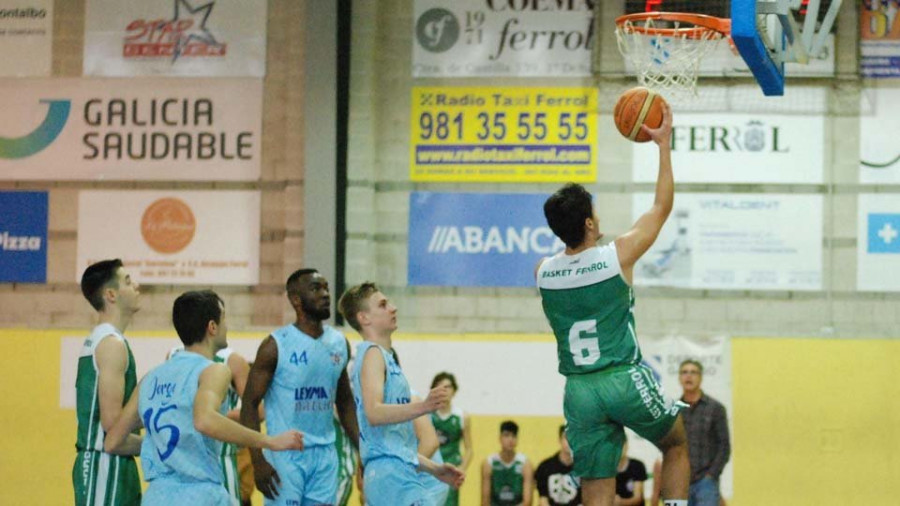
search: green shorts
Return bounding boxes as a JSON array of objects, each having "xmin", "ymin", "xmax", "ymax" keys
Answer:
[
  {"xmin": 564, "ymin": 364, "xmax": 682, "ymax": 479},
  {"xmin": 72, "ymin": 450, "xmax": 141, "ymax": 506}
]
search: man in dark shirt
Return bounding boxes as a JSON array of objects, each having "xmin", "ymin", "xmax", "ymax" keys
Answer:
[
  {"xmin": 679, "ymin": 359, "xmax": 730, "ymax": 506},
  {"xmin": 535, "ymin": 425, "xmax": 581, "ymax": 506}
]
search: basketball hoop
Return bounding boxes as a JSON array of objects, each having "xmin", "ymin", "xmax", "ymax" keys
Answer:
[{"xmin": 615, "ymin": 12, "xmax": 731, "ymax": 97}]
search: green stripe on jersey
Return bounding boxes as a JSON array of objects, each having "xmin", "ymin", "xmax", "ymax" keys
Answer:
[{"xmin": 75, "ymin": 325, "xmax": 137, "ymax": 452}]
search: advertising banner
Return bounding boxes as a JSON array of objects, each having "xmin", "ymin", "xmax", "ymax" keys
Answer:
[
  {"xmin": 77, "ymin": 190, "xmax": 260, "ymax": 285},
  {"xmin": 0, "ymin": 0, "xmax": 52, "ymax": 76},
  {"xmin": 633, "ymin": 193, "xmax": 823, "ymax": 290},
  {"xmin": 860, "ymin": 1, "xmax": 900, "ymax": 78},
  {"xmin": 0, "ymin": 191, "xmax": 47, "ymax": 283},
  {"xmin": 633, "ymin": 110, "xmax": 825, "ymax": 184},
  {"xmin": 860, "ymin": 87, "xmax": 900, "ymax": 183},
  {"xmin": 857, "ymin": 193, "xmax": 900, "ymax": 291},
  {"xmin": 84, "ymin": 0, "xmax": 267, "ymax": 77},
  {"xmin": 0, "ymin": 78, "xmax": 261, "ymax": 181},
  {"xmin": 411, "ymin": 87, "xmax": 598, "ymax": 183},
  {"xmin": 412, "ymin": 0, "xmax": 593, "ymax": 77},
  {"xmin": 408, "ymin": 192, "xmax": 564, "ymax": 286}
]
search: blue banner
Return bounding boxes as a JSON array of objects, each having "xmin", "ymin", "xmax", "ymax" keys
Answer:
[
  {"xmin": 0, "ymin": 191, "xmax": 48, "ymax": 283},
  {"xmin": 408, "ymin": 192, "xmax": 564, "ymax": 287}
]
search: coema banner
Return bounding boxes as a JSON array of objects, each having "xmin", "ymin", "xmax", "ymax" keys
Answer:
[
  {"xmin": 83, "ymin": 0, "xmax": 267, "ymax": 77},
  {"xmin": 0, "ymin": 191, "xmax": 47, "ymax": 283},
  {"xmin": 633, "ymin": 110, "xmax": 825, "ymax": 184},
  {"xmin": 0, "ymin": 78, "xmax": 261, "ymax": 181},
  {"xmin": 633, "ymin": 193, "xmax": 823, "ymax": 290},
  {"xmin": 408, "ymin": 192, "xmax": 564, "ymax": 287},
  {"xmin": 411, "ymin": 87, "xmax": 598, "ymax": 182},
  {"xmin": 860, "ymin": 87, "xmax": 900, "ymax": 183},
  {"xmin": 860, "ymin": 1, "xmax": 900, "ymax": 78},
  {"xmin": 77, "ymin": 190, "xmax": 260, "ymax": 285},
  {"xmin": 857, "ymin": 193, "xmax": 900, "ymax": 291},
  {"xmin": 0, "ymin": 0, "xmax": 52, "ymax": 76},
  {"xmin": 412, "ymin": 0, "xmax": 594, "ymax": 77}
]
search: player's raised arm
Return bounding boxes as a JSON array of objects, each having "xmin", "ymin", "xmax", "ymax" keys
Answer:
[
  {"xmin": 360, "ymin": 346, "xmax": 449, "ymax": 426},
  {"xmin": 195, "ymin": 362, "xmax": 303, "ymax": 451},
  {"xmin": 615, "ymin": 101, "xmax": 674, "ymax": 282}
]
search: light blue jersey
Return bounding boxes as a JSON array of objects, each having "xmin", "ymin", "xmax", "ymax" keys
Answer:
[
  {"xmin": 261, "ymin": 324, "xmax": 348, "ymax": 505},
  {"xmin": 352, "ymin": 342, "xmax": 424, "ymax": 505},
  {"xmin": 351, "ymin": 341, "xmax": 418, "ymax": 467},
  {"xmin": 265, "ymin": 324, "xmax": 349, "ymax": 447},
  {"xmin": 138, "ymin": 351, "xmax": 227, "ymax": 492}
]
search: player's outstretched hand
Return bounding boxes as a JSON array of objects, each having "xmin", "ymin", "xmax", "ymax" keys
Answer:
[
  {"xmin": 641, "ymin": 100, "xmax": 673, "ymax": 147},
  {"xmin": 424, "ymin": 385, "xmax": 452, "ymax": 412},
  {"xmin": 254, "ymin": 458, "xmax": 282, "ymax": 499},
  {"xmin": 267, "ymin": 429, "xmax": 304, "ymax": 451},
  {"xmin": 434, "ymin": 463, "xmax": 465, "ymax": 489}
]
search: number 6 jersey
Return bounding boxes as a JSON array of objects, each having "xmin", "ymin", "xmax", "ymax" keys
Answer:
[
  {"xmin": 537, "ymin": 242, "xmax": 641, "ymax": 376},
  {"xmin": 138, "ymin": 350, "xmax": 226, "ymax": 484}
]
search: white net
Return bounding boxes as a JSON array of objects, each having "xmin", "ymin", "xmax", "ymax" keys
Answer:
[{"xmin": 616, "ymin": 17, "xmax": 727, "ymax": 99}]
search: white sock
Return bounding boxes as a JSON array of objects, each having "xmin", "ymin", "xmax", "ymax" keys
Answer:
[{"xmin": 663, "ymin": 501, "xmax": 688, "ymax": 506}]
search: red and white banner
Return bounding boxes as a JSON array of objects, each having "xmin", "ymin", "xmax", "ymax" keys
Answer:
[
  {"xmin": 0, "ymin": 78, "xmax": 262, "ymax": 181},
  {"xmin": 77, "ymin": 190, "xmax": 260, "ymax": 285},
  {"xmin": 84, "ymin": 0, "xmax": 267, "ymax": 77}
]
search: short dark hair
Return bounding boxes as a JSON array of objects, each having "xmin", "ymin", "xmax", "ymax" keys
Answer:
[
  {"xmin": 172, "ymin": 290, "xmax": 224, "ymax": 346},
  {"xmin": 285, "ymin": 268, "xmax": 319, "ymax": 295},
  {"xmin": 431, "ymin": 371, "xmax": 459, "ymax": 391},
  {"xmin": 558, "ymin": 424, "xmax": 567, "ymax": 437},
  {"xmin": 679, "ymin": 359, "xmax": 704, "ymax": 374},
  {"xmin": 500, "ymin": 420, "xmax": 519, "ymax": 436},
  {"xmin": 544, "ymin": 183, "xmax": 594, "ymax": 248},
  {"xmin": 338, "ymin": 282, "xmax": 379, "ymax": 331},
  {"xmin": 80, "ymin": 259, "xmax": 123, "ymax": 311}
]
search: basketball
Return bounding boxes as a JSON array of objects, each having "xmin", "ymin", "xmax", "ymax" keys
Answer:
[{"xmin": 613, "ymin": 87, "xmax": 667, "ymax": 143}]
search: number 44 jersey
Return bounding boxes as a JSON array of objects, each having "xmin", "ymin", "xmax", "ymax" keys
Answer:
[
  {"xmin": 138, "ymin": 350, "xmax": 226, "ymax": 485},
  {"xmin": 537, "ymin": 243, "xmax": 641, "ymax": 376}
]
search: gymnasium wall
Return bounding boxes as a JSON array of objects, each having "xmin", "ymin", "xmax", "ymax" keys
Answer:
[
  {"xmin": 0, "ymin": 0, "xmax": 308, "ymax": 330},
  {"xmin": 5, "ymin": 329, "xmax": 899, "ymax": 505},
  {"xmin": 344, "ymin": 0, "xmax": 900, "ymax": 339}
]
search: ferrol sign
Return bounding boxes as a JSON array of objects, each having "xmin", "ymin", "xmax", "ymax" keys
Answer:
[
  {"xmin": 0, "ymin": 78, "xmax": 261, "ymax": 181},
  {"xmin": 633, "ymin": 112, "xmax": 824, "ymax": 184},
  {"xmin": 413, "ymin": 0, "xmax": 594, "ymax": 77}
]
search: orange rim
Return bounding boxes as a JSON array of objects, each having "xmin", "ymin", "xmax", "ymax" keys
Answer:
[{"xmin": 615, "ymin": 12, "xmax": 731, "ymax": 40}]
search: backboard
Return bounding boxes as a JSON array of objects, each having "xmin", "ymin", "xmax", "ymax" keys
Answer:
[{"xmin": 619, "ymin": 0, "xmax": 843, "ymax": 96}]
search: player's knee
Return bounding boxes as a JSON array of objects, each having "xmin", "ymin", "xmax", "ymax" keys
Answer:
[{"xmin": 655, "ymin": 414, "xmax": 688, "ymax": 452}]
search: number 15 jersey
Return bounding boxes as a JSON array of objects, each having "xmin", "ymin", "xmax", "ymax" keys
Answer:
[
  {"xmin": 139, "ymin": 351, "xmax": 225, "ymax": 485},
  {"xmin": 537, "ymin": 243, "xmax": 641, "ymax": 376}
]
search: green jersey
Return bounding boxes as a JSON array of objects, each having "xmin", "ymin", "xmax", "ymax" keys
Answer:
[
  {"xmin": 432, "ymin": 407, "xmax": 464, "ymax": 466},
  {"xmin": 489, "ymin": 453, "xmax": 526, "ymax": 506},
  {"xmin": 537, "ymin": 243, "xmax": 641, "ymax": 376},
  {"xmin": 75, "ymin": 323, "xmax": 137, "ymax": 452},
  {"xmin": 214, "ymin": 348, "xmax": 240, "ymax": 457},
  {"xmin": 333, "ymin": 414, "xmax": 358, "ymax": 506}
]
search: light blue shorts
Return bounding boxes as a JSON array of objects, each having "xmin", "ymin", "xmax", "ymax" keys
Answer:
[
  {"xmin": 364, "ymin": 457, "xmax": 428, "ymax": 506},
  {"xmin": 142, "ymin": 479, "xmax": 230, "ymax": 505},
  {"xmin": 264, "ymin": 445, "xmax": 338, "ymax": 506}
]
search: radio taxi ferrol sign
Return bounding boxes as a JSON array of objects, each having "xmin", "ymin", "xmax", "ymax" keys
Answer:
[
  {"xmin": 413, "ymin": 0, "xmax": 594, "ymax": 77},
  {"xmin": 0, "ymin": 78, "xmax": 261, "ymax": 181},
  {"xmin": 411, "ymin": 87, "xmax": 598, "ymax": 183}
]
